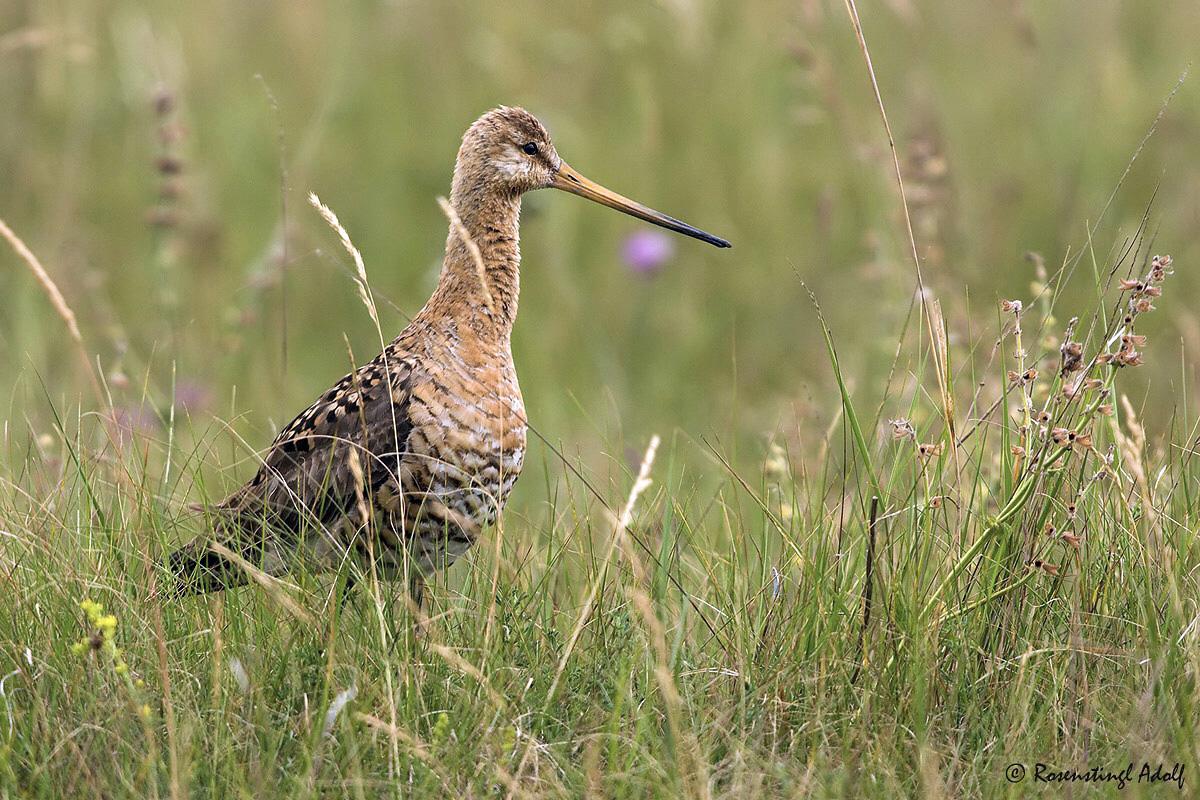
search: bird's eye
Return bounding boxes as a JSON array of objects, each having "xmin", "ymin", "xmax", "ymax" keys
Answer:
[{"xmin": 521, "ymin": 142, "xmax": 539, "ymax": 156}]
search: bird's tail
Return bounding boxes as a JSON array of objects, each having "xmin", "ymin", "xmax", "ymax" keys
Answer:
[
  {"xmin": 166, "ymin": 539, "xmax": 250, "ymax": 595},
  {"xmin": 168, "ymin": 495, "xmax": 272, "ymax": 595}
]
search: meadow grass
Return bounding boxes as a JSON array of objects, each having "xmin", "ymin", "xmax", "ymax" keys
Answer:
[
  {"xmin": 3, "ymin": 1, "xmax": 1200, "ymax": 797},
  {"xmin": 3, "ymin": 210, "xmax": 1198, "ymax": 798}
]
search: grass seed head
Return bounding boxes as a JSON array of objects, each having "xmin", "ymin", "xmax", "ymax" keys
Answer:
[
  {"xmin": 889, "ymin": 419, "xmax": 916, "ymax": 440},
  {"xmin": 1059, "ymin": 340, "xmax": 1084, "ymax": 376},
  {"xmin": 1028, "ymin": 559, "xmax": 1061, "ymax": 576},
  {"xmin": 917, "ymin": 441, "xmax": 945, "ymax": 459}
]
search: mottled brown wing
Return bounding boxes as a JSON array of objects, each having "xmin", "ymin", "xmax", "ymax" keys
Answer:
[
  {"xmin": 169, "ymin": 350, "xmax": 415, "ymax": 593},
  {"xmin": 224, "ymin": 349, "xmax": 415, "ymax": 542}
]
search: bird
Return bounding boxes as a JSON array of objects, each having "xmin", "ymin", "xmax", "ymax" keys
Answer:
[{"xmin": 167, "ymin": 106, "xmax": 730, "ymax": 612}]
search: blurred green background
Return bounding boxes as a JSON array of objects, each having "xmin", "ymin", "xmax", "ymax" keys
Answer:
[{"xmin": 2, "ymin": 0, "xmax": 1198, "ymax": 498}]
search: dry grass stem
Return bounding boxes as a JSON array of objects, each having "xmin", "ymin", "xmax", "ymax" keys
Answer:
[
  {"xmin": 355, "ymin": 713, "xmax": 436, "ymax": 765},
  {"xmin": 424, "ymin": 641, "xmax": 508, "ymax": 711},
  {"xmin": 613, "ymin": 433, "xmax": 660, "ymax": 541},
  {"xmin": 205, "ymin": 541, "xmax": 315, "ymax": 626},
  {"xmin": 308, "ymin": 192, "xmax": 381, "ymax": 334},
  {"xmin": 842, "ymin": 0, "xmax": 953, "ymax": 440},
  {"xmin": 0, "ymin": 215, "xmax": 104, "ymax": 406}
]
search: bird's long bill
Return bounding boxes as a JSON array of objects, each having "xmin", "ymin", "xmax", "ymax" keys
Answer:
[{"xmin": 551, "ymin": 162, "xmax": 731, "ymax": 248}]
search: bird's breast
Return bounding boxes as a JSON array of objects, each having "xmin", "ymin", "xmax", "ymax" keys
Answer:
[{"xmin": 403, "ymin": 340, "xmax": 526, "ymax": 524}]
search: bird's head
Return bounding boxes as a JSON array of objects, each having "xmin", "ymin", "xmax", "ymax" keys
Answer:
[
  {"xmin": 454, "ymin": 106, "xmax": 731, "ymax": 248},
  {"xmin": 457, "ymin": 106, "xmax": 561, "ymax": 196}
]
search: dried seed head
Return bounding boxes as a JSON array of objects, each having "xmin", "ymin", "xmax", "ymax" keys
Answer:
[
  {"xmin": 153, "ymin": 155, "xmax": 184, "ymax": 176},
  {"xmin": 1028, "ymin": 559, "xmax": 1061, "ymax": 576},
  {"xmin": 917, "ymin": 441, "xmax": 945, "ymax": 458},
  {"xmin": 1060, "ymin": 532, "xmax": 1081, "ymax": 548},
  {"xmin": 1010, "ymin": 445, "xmax": 1025, "ymax": 457},
  {"xmin": 152, "ymin": 84, "xmax": 174, "ymax": 116},
  {"xmin": 158, "ymin": 123, "xmax": 185, "ymax": 146},
  {"xmin": 158, "ymin": 179, "xmax": 183, "ymax": 200},
  {"xmin": 1115, "ymin": 349, "xmax": 1144, "ymax": 367},
  {"xmin": 1066, "ymin": 502, "xmax": 1077, "ymax": 520},
  {"xmin": 1001, "ymin": 299, "xmax": 1023, "ymax": 314},
  {"xmin": 1148, "ymin": 255, "xmax": 1172, "ymax": 282},
  {"xmin": 889, "ymin": 419, "xmax": 916, "ymax": 440},
  {"xmin": 1097, "ymin": 404, "xmax": 1114, "ymax": 416},
  {"xmin": 1051, "ymin": 427, "xmax": 1071, "ymax": 446},
  {"xmin": 763, "ymin": 443, "xmax": 790, "ymax": 483},
  {"xmin": 145, "ymin": 207, "xmax": 179, "ymax": 228},
  {"xmin": 1060, "ymin": 340, "xmax": 1084, "ymax": 376},
  {"xmin": 1008, "ymin": 368, "xmax": 1039, "ymax": 387}
]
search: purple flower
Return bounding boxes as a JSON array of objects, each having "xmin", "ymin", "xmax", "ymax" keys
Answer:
[
  {"xmin": 174, "ymin": 380, "xmax": 213, "ymax": 413},
  {"xmin": 109, "ymin": 405, "xmax": 160, "ymax": 443},
  {"xmin": 621, "ymin": 230, "xmax": 675, "ymax": 276}
]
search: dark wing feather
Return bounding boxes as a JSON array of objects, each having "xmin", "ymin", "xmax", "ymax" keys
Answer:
[
  {"xmin": 235, "ymin": 351, "xmax": 414, "ymax": 529},
  {"xmin": 170, "ymin": 349, "xmax": 414, "ymax": 592}
]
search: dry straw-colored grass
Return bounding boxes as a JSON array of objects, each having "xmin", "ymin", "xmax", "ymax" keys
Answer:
[{"xmin": 0, "ymin": 215, "xmax": 104, "ymax": 406}]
